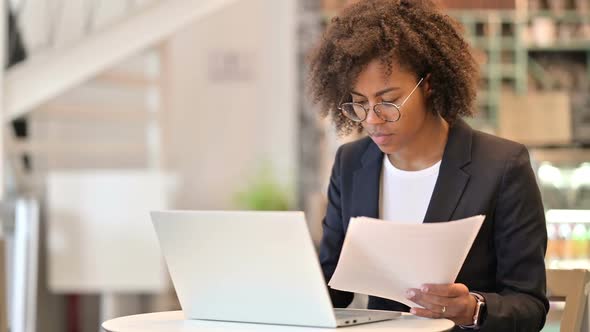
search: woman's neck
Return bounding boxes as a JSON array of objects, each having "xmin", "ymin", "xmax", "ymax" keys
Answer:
[{"xmin": 388, "ymin": 115, "xmax": 449, "ymax": 171}]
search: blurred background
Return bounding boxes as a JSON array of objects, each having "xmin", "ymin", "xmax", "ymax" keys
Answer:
[{"xmin": 0, "ymin": 0, "xmax": 588, "ymax": 331}]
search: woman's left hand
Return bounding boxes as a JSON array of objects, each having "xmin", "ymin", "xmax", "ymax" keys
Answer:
[{"xmin": 406, "ymin": 283, "xmax": 476, "ymax": 326}]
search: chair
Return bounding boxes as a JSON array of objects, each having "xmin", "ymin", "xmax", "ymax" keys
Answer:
[{"xmin": 546, "ymin": 269, "xmax": 590, "ymax": 332}]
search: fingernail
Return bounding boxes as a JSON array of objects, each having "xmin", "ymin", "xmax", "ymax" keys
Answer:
[
  {"xmin": 406, "ymin": 290, "xmax": 415, "ymax": 298},
  {"xmin": 421, "ymin": 286, "xmax": 429, "ymax": 293},
  {"xmin": 410, "ymin": 308, "xmax": 416, "ymax": 314}
]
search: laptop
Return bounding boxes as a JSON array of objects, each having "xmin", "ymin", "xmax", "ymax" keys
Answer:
[{"xmin": 150, "ymin": 210, "xmax": 401, "ymax": 328}]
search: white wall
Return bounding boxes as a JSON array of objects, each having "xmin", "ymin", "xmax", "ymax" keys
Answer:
[{"xmin": 166, "ymin": 0, "xmax": 297, "ymax": 210}]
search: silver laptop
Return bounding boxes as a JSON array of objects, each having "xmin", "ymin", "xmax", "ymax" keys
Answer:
[{"xmin": 150, "ymin": 210, "xmax": 401, "ymax": 328}]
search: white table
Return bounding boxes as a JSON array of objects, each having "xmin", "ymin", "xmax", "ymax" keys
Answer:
[{"xmin": 102, "ymin": 311, "xmax": 455, "ymax": 332}]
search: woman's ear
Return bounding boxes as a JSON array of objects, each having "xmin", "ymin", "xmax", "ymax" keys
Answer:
[{"xmin": 422, "ymin": 73, "xmax": 433, "ymax": 96}]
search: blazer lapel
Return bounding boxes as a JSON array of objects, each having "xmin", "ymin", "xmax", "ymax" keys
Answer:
[
  {"xmin": 424, "ymin": 119, "xmax": 473, "ymax": 223},
  {"xmin": 351, "ymin": 142, "xmax": 383, "ymax": 221}
]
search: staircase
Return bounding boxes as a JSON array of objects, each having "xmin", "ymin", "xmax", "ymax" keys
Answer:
[
  {"xmin": 6, "ymin": 47, "xmax": 168, "ymax": 190},
  {"xmin": 4, "ymin": 0, "xmax": 238, "ymax": 122}
]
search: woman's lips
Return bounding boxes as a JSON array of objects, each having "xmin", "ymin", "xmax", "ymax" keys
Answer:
[{"xmin": 370, "ymin": 133, "xmax": 393, "ymax": 145}]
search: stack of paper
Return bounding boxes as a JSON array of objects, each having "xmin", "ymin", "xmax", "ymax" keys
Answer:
[{"xmin": 328, "ymin": 215, "xmax": 485, "ymax": 307}]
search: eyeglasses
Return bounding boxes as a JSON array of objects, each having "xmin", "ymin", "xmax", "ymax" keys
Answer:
[{"xmin": 338, "ymin": 77, "xmax": 424, "ymax": 123}]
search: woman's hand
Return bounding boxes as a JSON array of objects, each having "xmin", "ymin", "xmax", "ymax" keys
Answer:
[{"xmin": 406, "ymin": 283, "xmax": 476, "ymax": 326}]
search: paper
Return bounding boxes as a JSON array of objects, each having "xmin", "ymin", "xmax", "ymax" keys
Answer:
[{"xmin": 328, "ymin": 215, "xmax": 485, "ymax": 308}]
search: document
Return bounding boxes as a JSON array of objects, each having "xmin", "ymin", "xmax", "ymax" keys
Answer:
[{"xmin": 328, "ymin": 215, "xmax": 485, "ymax": 308}]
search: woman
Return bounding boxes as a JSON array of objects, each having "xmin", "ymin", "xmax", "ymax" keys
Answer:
[{"xmin": 308, "ymin": 1, "xmax": 549, "ymax": 331}]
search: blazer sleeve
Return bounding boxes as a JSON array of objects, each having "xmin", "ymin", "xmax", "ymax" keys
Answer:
[
  {"xmin": 319, "ymin": 146, "xmax": 354, "ymax": 308},
  {"xmin": 478, "ymin": 145, "xmax": 549, "ymax": 331}
]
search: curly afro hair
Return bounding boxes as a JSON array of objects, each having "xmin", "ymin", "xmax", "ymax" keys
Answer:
[{"xmin": 308, "ymin": 0, "xmax": 479, "ymax": 136}]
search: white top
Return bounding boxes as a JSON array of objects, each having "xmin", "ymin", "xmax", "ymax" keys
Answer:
[
  {"xmin": 102, "ymin": 311, "xmax": 455, "ymax": 332},
  {"xmin": 380, "ymin": 156, "xmax": 441, "ymax": 223}
]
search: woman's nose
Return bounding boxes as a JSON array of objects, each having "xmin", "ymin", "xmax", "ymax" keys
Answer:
[{"xmin": 364, "ymin": 104, "xmax": 385, "ymax": 124}]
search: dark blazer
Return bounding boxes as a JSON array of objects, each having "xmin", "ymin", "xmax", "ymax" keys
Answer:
[{"xmin": 319, "ymin": 119, "xmax": 549, "ymax": 331}]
